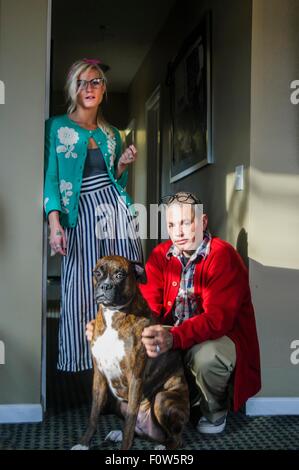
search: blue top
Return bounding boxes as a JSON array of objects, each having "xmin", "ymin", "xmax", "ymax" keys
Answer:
[
  {"xmin": 43, "ymin": 114, "xmax": 132, "ymax": 228},
  {"xmin": 83, "ymin": 147, "xmax": 107, "ymax": 177}
]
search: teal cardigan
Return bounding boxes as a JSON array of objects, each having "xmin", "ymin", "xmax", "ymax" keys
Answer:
[{"xmin": 44, "ymin": 114, "xmax": 132, "ymax": 228}]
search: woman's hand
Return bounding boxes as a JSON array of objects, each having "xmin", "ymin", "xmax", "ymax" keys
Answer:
[
  {"xmin": 116, "ymin": 144, "xmax": 137, "ymax": 178},
  {"xmin": 86, "ymin": 320, "xmax": 96, "ymax": 342},
  {"xmin": 141, "ymin": 325, "xmax": 174, "ymax": 358},
  {"xmin": 49, "ymin": 223, "xmax": 67, "ymax": 256}
]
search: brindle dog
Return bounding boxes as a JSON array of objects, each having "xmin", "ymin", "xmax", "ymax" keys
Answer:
[{"xmin": 72, "ymin": 255, "xmax": 189, "ymax": 450}]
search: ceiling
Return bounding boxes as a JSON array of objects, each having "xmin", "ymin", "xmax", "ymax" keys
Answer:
[{"xmin": 51, "ymin": 0, "xmax": 176, "ymax": 92}]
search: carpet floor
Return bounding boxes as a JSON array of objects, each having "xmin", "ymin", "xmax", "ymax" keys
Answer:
[{"xmin": 0, "ymin": 319, "xmax": 298, "ymax": 450}]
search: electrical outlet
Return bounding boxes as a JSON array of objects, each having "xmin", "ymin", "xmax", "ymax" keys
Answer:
[{"xmin": 235, "ymin": 165, "xmax": 244, "ymax": 191}]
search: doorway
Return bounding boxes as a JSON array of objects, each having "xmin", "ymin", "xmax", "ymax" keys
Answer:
[{"xmin": 42, "ymin": 0, "xmax": 177, "ymax": 413}]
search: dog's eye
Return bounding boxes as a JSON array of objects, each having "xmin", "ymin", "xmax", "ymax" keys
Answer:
[
  {"xmin": 94, "ymin": 269, "xmax": 103, "ymax": 279},
  {"xmin": 114, "ymin": 271, "xmax": 125, "ymax": 280}
]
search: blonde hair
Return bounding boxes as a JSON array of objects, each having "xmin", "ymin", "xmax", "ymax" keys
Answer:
[{"xmin": 65, "ymin": 59, "xmax": 113, "ymax": 134}]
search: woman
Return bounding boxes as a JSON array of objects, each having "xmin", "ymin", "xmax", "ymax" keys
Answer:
[{"xmin": 44, "ymin": 58, "xmax": 142, "ymax": 372}]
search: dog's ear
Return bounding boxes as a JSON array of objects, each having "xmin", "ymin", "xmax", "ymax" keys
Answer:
[{"xmin": 132, "ymin": 262, "xmax": 147, "ymax": 284}]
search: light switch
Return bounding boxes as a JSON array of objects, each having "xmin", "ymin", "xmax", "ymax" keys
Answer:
[{"xmin": 235, "ymin": 165, "xmax": 244, "ymax": 191}]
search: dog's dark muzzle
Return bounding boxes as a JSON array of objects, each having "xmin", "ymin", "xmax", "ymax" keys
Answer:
[{"xmin": 94, "ymin": 281, "xmax": 116, "ymax": 305}]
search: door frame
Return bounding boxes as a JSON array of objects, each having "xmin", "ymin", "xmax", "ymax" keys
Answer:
[{"xmin": 41, "ymin": 0, "xmax": 52, "ymax": 413}]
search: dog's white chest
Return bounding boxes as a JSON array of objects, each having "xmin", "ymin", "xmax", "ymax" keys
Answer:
[{"xmin": 91, "ymin": 309, "xmax": 126, "ymax": 399}]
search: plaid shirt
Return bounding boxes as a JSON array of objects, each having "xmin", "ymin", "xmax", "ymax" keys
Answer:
[{"xmin": 166, "ymin": 231, "xmax": 212, "ymax": 326}]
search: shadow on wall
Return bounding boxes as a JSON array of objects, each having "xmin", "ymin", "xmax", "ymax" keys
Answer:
[
  {"xmin": 225, "ymin": 166, "xmax": 250, "ymax": 256},
  {"xmin": 224, "ymin": 170, "xmax": 249, "ymax": 266},
  {"xmin": 236, "ymin": 228, "xmax": 248, "ymax": 268},
  {"xmin": 249, "ymin": 258, "xmax": 299, "ymax": 396}
]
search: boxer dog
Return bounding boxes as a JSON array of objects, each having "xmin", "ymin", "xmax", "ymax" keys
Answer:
[{"xmin": 72, "ymin": 255, "xmax": 189, "ymax": 450}]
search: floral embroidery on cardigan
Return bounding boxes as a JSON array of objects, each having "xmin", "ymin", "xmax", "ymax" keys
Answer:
[
  {"xmin": 44, "ymin": 197, "xmax": 49, "ymax": 210},
  {"xmin": 100, "ymin": 125, "xmax": 116, "ymax": 169},
  {"xmin": 59, "ymin": 180, "xmax": 73, "ymax": 213},
  {"xmin": 57, "ymin": 127, "xmax": 79, "ymax": 159}
]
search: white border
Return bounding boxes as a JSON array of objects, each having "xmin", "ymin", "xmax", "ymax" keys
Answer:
[
  {"xmin": 0, "ymin": 405, "xmax": 43, "ymax": 423},
  {"xmin": 246, "ymin": 397, "xmax": 299, "ymax": 416}
]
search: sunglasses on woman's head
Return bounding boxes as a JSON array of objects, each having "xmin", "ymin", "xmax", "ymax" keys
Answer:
[{"xmin": 76, "ymin": 77, "xmax": 106, "ymax": 91}]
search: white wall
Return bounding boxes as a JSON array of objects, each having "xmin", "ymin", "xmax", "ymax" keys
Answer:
[
  {"xmin": 0, "ymin": 0, "xmax": 48, "ymax": 415},
  {"xmin": 248, "ymin": 0, "xmax": 299, "ymax": 402}
]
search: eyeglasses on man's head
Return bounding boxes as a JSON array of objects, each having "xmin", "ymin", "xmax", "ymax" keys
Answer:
[{"xmin": 160, "ymin": 192, "xmax": 202, "ymax": 205}]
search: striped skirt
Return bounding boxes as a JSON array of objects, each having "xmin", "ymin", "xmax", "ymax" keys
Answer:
[{"xmin": 58, "ymin": 174, "xmax": 143, "ymax": 372}]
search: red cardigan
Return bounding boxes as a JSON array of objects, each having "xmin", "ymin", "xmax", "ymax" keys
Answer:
[{"xmin": 139, "ymin": 237, "xmax": 261, "ymax": 411}]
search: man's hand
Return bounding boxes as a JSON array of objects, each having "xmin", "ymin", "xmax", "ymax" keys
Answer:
[
  {"xmin": 141, "ymin": 325, "xmax": 173, "ymax": 358},
  {"xmin": 85, "ymin": 320, "xmax": 95, "ymax": 342}
]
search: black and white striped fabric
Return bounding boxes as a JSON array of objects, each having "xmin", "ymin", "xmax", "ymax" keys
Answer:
[{"xmin": 58, "ymin": 173, "xmax": 143, "ymax": 372}]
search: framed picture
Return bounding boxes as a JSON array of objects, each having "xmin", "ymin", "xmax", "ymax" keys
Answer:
[
  {"xmin": 122, "ymin": 118, "xmax": 136, "ymax": 195},
  {"xmin": 167, "ymin": 12, "xmax": 212, "ymax": 183}
]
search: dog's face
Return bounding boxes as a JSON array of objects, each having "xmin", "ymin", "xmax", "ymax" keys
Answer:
[{"xmin": 93, "ymin": 256, "xmax": 146, "ymax": 307}]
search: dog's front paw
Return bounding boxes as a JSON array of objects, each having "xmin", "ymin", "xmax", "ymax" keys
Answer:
[
  {"xmin": 154, "ymin": 444, "xmax": 166, "ymax": 450},
  {"xmin": 105, "ymin": 430, "xmax": 123, "ymax": 442},
  {"xmin": 71, "ymin": 444, "xmax": 89, "ymax": 450}
]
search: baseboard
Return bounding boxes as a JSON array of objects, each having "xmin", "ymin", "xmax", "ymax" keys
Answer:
[
  {"xmin": 2, "ymin": 399, "xmax": 298, "ymax": 422},
  {"xmin": 0, "ymin": 404, "xmax": 43, "ymax": 423},
  {"xmin": 246, "ymin": 397, "xmax": 299, "ymax": 416}
]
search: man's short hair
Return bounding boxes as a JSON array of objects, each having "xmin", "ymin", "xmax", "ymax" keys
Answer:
[{"xmin": 162, "ymin": 192, "xmax": 203, "ymax": 222}]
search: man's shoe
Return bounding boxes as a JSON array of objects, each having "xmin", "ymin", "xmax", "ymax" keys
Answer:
[{"xmin": 196, "ymin": 415, "xmax": 226, "ymax": 434}]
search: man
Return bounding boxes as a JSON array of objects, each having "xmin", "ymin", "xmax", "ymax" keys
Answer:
[{"xmin": 86, "ymin": 192, "xmax": 261, "ymax": 434}]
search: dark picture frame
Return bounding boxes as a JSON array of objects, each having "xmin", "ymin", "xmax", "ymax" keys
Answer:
[
  {"xmin": 124, "ymin": 118, "xmax": 135, "ymax": 148},
  {"xmin": 123, "ymin": 118, "xmax": 136, "ymax": 195},
  {"xmin": 167, "ymin": 12, "xmax": 212, "ymax": 183}
]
